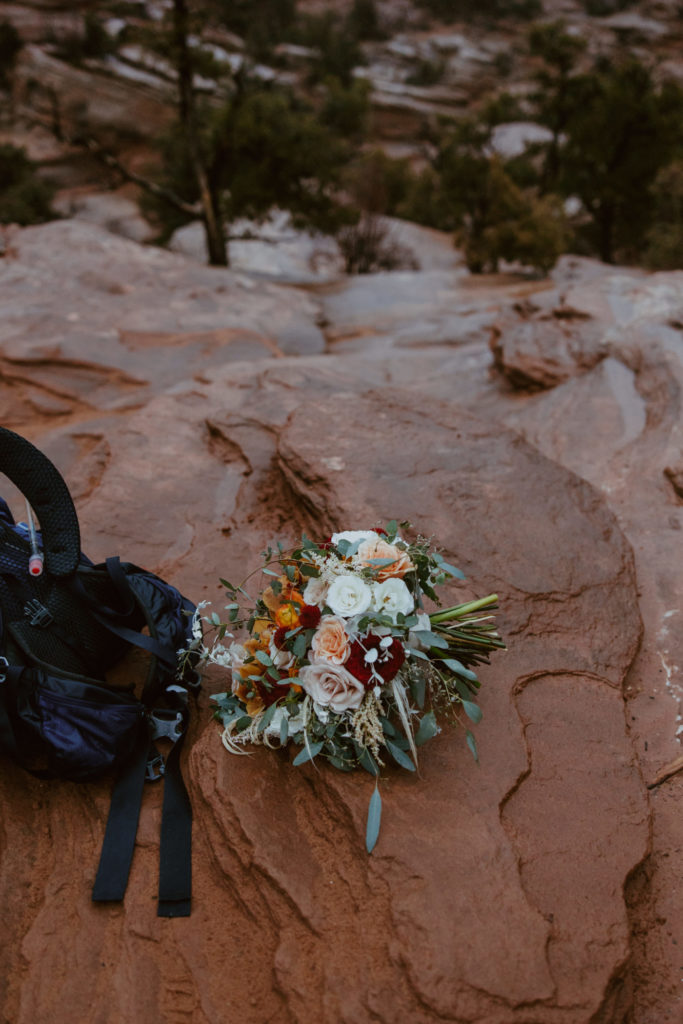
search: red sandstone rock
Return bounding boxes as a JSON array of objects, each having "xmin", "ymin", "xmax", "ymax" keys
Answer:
[
  {"xmin": 490, "ymin": 301, "xmax": 608, "ymax": 390},
  {"xmin": 1, "ymin": 221, "xmax": 681, "ymax": 1023}
]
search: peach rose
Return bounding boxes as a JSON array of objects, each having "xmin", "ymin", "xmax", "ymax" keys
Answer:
[
  {"xmin": 299, "ymin": 662, "xmax": 365, "ymax": 713},
  {"xmin": 310, "ymin": 615, "xmax": 351, "ymax": 665},
  {"xmin": 356, "ymin": 538, "xmax": 414, "ymax": 580}
]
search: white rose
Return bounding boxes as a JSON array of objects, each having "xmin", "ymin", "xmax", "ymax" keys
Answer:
[
  {"xmin": 327, "ymin": 574, "xmax": 372, "ymax": 617},
  {"xmin": 264, "ymin": 706, "xmax": 306, "ymax": 742},
  {"xmin": 372, "ymin": 578, "xmax": 415, "ymax": 620},
  {"xmin": 269, "ymin": 638, "xmax": 296, "ymax": 670},
  {"xmin": 331, "ymin": 530, "xmax": 380, "ymax": 547},
  {"xmin": 303, "ymin": 576, "xmax": 329, "ymax": 607},
  {"xmin": 299, "ymin": 662, "xmax": 365, "ymax": 713},
  {"xmin": 228, "ymin": 643, "xmax": 248, "ymax": 693}
]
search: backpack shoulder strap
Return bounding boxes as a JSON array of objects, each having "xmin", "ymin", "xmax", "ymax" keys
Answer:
[{"xmin": 0, "ymin": 428, "xmax": 81, "ymax": 577}]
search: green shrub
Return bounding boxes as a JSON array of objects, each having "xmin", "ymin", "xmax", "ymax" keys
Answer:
[
  {"xmin": 0, "ymin": 20, "xmax": 22, "ymax": 89},
  {"xmin": 320, "ymin": 77, "xmax": 371, "ymax": 140},
  {"xmin": 337, "ymin": 214, "xmax": 419, "ymax": 274},
  {"xmin": 406, "ymin": 57, "xmax": 447, "ymax": 87},
  {"xmin": 52, "ymin": 12, "xmax": 114, "ymax": 65},
  {"xmin": 457, "ymin": 160, "xmax": 566, "ymax": 274},
  {"xmin": 645, "ymin": 161, "xmax": 683, "ymax": 270},
  {"xmin": 347, "ymin": 0, "xmax": 386, "ymax": 41},
  {"xmin": 0, "ymin": 145, "xmax": 55, "ymax": 226}
]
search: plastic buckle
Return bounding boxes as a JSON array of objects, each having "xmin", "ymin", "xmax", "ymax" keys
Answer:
[
  {"xmin": 149, "ymin": 709, "xmax": 185, "ymax": 743},
  {"xmin": 145, "ymin": 753, "xmax": 165, "ymax": 782},
  {"xmin": 165, "ymin": 683, "xmax": 189, "ymax": 706},
  {"xmin": 0, "ymin": 656, "xmax": 8, "ymax": 683},
  {"xmin": 23, "ymin": 599, "xmax": 53, "ymax": 628}
]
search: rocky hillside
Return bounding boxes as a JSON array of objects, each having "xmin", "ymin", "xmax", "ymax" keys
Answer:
[
  {"xmin": 2, "ymin": 2, "xmax": 683, "ymax": 1022},
  {"xmin": 0, "ymin": 216, "xmax": 682, "ymax": 1023}
]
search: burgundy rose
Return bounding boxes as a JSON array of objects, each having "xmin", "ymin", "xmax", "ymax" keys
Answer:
[
  {"xmin": 346, "ymin": 635, "xmax": 405, "ymax": 689},
  {"xmin": 299, "ymin": 604, "xmax": 322, "ymax": 629},
  {"xmin": 273, "ymin": 626, "xmax": 288, "ymax": 649}
]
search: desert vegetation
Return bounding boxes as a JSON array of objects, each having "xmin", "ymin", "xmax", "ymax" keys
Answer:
[{"xmin": 2, "ymin": 1, "xmax": 683, "ymax": 274}]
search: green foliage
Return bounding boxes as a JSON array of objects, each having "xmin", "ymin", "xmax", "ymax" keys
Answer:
[
  {"xmin": 424, "ymin": 121, "xmax": 565, "ymax": 273},
  {"xmin": 336, "ymin": 213, "xmax": 419, "ymax": 275},
  {"xmin": 290, "ymin": 11, "xmax": 365, "ymax": 87},
  {"xmin": 52, "ymin": 12, "xmax": 114, "ymax": 66},
  {"xmin": 645, "ymin": 161, "xmax": 683, "ymax": 270},
  {"xmin": 344, "ymin": 149, "xmax": 415, "ymax": 215},
  {"xmin": 399, "ymin": 165, "xmax": 456, "ymax": 230},
  {"xmin": 416, "ymin": 0, "xmax": 541, "ymax": 21},
  {"xmin": 460, "ymin": 162, "xmax": 567, "ymax": 274},
  {"xmin": 207, "ymin": 0, "xmax": 296, "ymax": 59},
  {"xmin": 580, "ymin": 0, "xmax": 635, "ymax": 14},
  {"xmin": 556, "ymin": 61, "xmax": 683, "ymax": 262},
  {"xmin": 406, "ymin": 56, "xmax": 447, "ymax": 87},
  {"xmin": 0, "ymin": 145, "xmax": 55, "ymax": 226},
  {"xmin": 0, "ymin": 20, "xmax": 22, "ymax": 89},
  {"xmin": 144, "ymin": 84, "xmax": 356, "ymax": 242},
  {"xmin": 347, "ymin": 0, "xmax": 386, "ymax": 41},
  {"xmin": 480, "ymin": 91, "xmax": 527, "ymax": 126},
  {"xmin": 527, "ymin": 26, "xmax": 683, "ymax": 262},
  {"xmin": 319, "ymin": 77, "xmax": 370, "ymax": 140}
]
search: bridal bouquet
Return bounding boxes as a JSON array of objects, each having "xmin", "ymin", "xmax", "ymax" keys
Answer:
[{"xmin": 193, "ymin": 522, "xmax": 505, "ymax": 851}]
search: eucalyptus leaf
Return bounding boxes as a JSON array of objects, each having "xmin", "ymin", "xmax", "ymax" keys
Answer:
[
  {"xmin": 455, "ymin": 679, "xmax": 474, "ymax": 702},
  {"xmin": 461, "ymin": 700, "xmax": 483, "ymax": 724},
  {"xmin": 466, "ymin": 730, "xmax": 479, "ymax": 762},
  {"xmin": 293, "ymin": 741, "xmax": 323, "ymax": 766},
  {"xmin": 279, "ymin": 715, "xmax": 289, "ymax": 745},
  {"xmin": 329, "ymin": 756, "xmax": 354, "ymax": 772},
  {"xmin": 410, "ymin": 674, "xmax": 426, "ymax": 709},
  {"xmin": 386, "ymin": 739, "xmax": 416, "ymax": 772},
  {"xmin": 257, "ymin": 702, "xmax": 278, "ymax": 734},
  {"xmin": 292, "ymin": 634, "xmax": 308, "ymax": 660},
  {"xmin": 235, "ymin": 715, "xmax": 253, "ymax": 732},
  {"xmin": 442, "ymin": 658, "xmax": 479, "ymax": 683},
  {"xmin": 441, "ymin": 561, "xmax": 465, "ymax": 580},
  {"xmin": 355, "ymin": 745, "xmax": 379, "ymax": 777},
  {"xmin": 379, "ymin": 716, "xmax": 397, "ymax": 738},
  {"xmin": 415, "ymin": 710, "xmax": 438, "ymax": 746},
  {"xmin": 300, "ymin": 563, "xmax": 319, "ymax": 577},
  {"xmin": 405, "ymin": 646, "xmax": 429, "ymax": 661},
  {"xmin": 414, "ymin": 630, "xmax": 449, "ymax": 649},
  {"xmin": 366, "ymin": 786, "xmax": 382, "ymax": 854},
  {"xmin": 255, "ymin": 650, "xmax": 272, "ymax": 666}
]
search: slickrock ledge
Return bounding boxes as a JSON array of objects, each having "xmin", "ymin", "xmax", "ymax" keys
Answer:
[{"xmin": 0, "ymin": 220, "xmax": 677, "ymax": 1023}]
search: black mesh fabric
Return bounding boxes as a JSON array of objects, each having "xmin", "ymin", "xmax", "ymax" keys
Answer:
[{"xmin": 0, "ymin": 427, "xmax": 80, "ymax": 576}]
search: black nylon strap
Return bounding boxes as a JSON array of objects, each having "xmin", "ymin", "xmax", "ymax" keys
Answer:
[
  {"xmin": 157, "ymin": 732, "xmax": 192, "ymax": 918},
  {"xmin": 0, "ymin": 427, "xmax": 81, "ymax": 576},
  {"xmin": 91, "ymin": 727, "xmax": 150, "ymax": 904},
  {"xmin": 69, "ymin": 573, "xmax": 176, "ymax": 671},
  {"xmin": 0, "ymin": 667, "xmax": 20, "ymax": 764}
]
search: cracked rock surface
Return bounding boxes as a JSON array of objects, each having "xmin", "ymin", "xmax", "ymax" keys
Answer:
[{"xmin": 0, "ymin": 222, "xmax": 680, "ymax": 1023}]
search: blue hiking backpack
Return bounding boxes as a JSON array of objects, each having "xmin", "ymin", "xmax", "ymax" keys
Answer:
[{"xmin": 0, "ymin": 426, "xmax": 200, "ymax": 917}]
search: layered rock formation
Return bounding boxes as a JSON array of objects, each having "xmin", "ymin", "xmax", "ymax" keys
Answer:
[{"xmin": 0, "ymin": 219, "xmax": 682, "ymax": 1023}]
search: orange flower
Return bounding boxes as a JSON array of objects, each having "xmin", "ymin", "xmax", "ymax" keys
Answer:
[
  {"xmin": 246, "ymin": 695, "xmax": 265, "ymax": 716},
  {"xmin": 357, "ymin": 538, "xmax": 415, "ymax": 581},
  {"xmin": 275, "ymin": 592, "xmax": 304, "ymax": 628}
]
